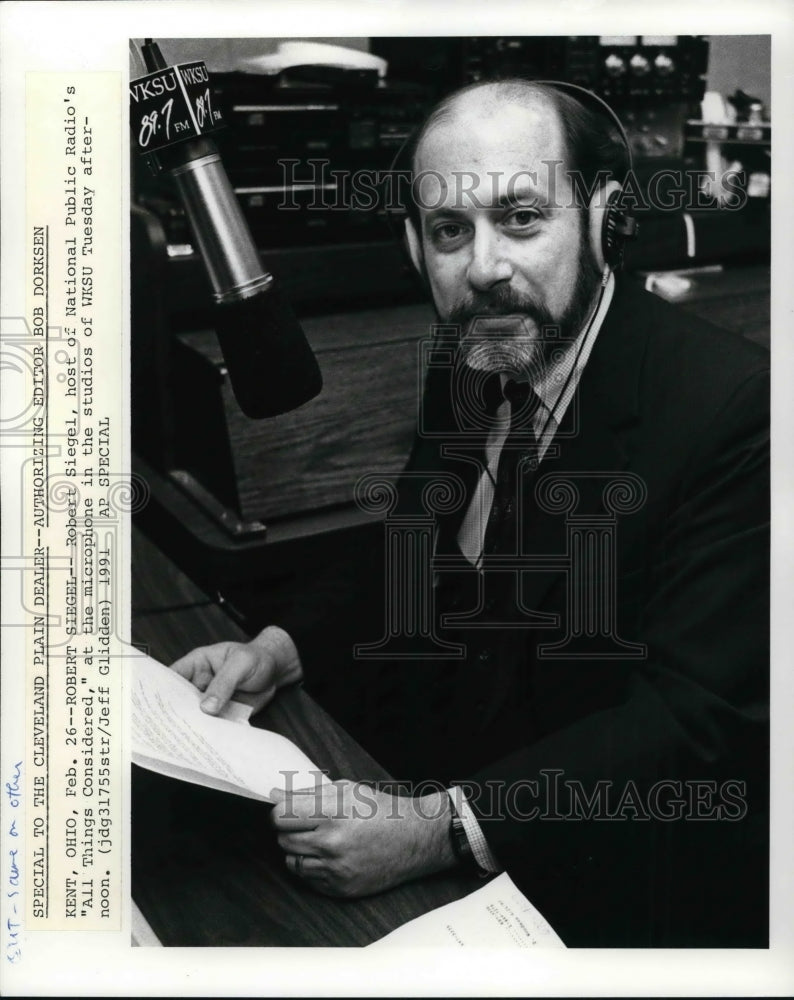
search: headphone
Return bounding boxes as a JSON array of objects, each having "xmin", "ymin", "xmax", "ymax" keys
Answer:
[
  {"xmin": 391, "ymin": 78, "xmax": 637, "ymax": 275},
  {"xmin": 544, "ymin": 80, "xmax": 637, "ymax": 270}
]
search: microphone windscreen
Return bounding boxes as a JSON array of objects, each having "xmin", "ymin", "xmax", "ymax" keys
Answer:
[{"xmin": 213, "ymin": 279, "xmax": 323, "ymax": 419}]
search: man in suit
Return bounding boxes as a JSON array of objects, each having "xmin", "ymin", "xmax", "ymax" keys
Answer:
[{"xmin": 172, "ymin": 80, "xmax": 769, "ymax": 946}]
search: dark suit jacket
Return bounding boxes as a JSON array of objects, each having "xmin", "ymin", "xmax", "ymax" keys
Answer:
[{"xmin": 286, "ymin": 277, "xmax": 770, "ymax": 947}]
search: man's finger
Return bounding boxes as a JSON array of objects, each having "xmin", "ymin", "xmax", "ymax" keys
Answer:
[
  {"xmin": 277, "ymin": 830, "xmax": 322, "ymax": 854},
  {"xmin": 269, "ymin": 786, "xmax": 326, "ymax": 827},
  {"xmin": 200, "ymin": 646, "xmax": 258, "ymax": 715},
  {"xmin": 170, "ymin": 647, "xmax": 214, "ymax": 689},
  {"xmin": 285, "ymin": 854, "xmax": 325, "ymax": 880}
]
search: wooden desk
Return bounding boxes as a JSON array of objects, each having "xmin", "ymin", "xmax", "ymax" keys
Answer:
[{"xmin": 131, "ymin": 525, "xmax": 481, "ymax": 947}]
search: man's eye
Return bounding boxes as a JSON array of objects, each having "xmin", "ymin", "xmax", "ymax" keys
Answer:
[
  {"xmin": 431, "ymin": 222, "xmax": 468, "ymax": 246},
  {"xmin": 504, "ymin": 208, "xmax": 540, "ymax": 229}
]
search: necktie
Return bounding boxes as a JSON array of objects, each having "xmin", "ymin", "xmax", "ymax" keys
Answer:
[{"xmin": 482, "ymin": 379, "xmax": 542, "ymax": 559}]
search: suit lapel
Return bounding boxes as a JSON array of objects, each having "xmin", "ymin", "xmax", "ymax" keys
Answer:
[{"xmin": 517, "ymin": 279, "xmax": 649, "ymax": 618}]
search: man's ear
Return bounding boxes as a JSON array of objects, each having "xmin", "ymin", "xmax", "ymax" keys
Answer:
[
  {"xmin": 588, "ymin": 178, "xmax": 622, "ymax": 273},
  {"xmin": 403, "ymin": 216, "xmax": 424, "ymax": 276}
]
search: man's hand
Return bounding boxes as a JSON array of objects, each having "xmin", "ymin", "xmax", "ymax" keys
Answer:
[
  {"xmin": 270, "ymin": 780, "xmax": 457, "ymax": 897},
  {"xmin": 170, "ymin": 625, "xmax": 303, "ymax": 715}
]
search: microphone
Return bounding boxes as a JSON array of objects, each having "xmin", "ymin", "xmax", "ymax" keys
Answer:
[{"xmin": 135, "ymin": 40, "xmax": 322, "ymax": 419}]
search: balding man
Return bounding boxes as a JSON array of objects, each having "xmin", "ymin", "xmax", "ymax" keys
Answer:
[{"xmin": 172, "ymin": 81, "xmax": 768, "ymax": 946}]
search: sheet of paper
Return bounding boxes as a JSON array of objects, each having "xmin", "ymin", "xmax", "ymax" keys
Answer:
[
  {"xmin": 369, "ymin": 872, "xmax": 566, "ymax": 948},
  {"xmin": 131, "ymin": 653, "xmax": 328, "ymax": 802}
]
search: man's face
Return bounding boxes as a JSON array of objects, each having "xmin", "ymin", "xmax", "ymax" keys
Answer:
[{"xmin": 413, "ymin": 93, "xmax": 603, "ymax": 377}]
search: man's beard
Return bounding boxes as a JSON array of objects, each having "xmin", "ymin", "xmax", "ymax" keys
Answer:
[{"xmin": 444, "ymin": 229, "xmax": 603, "ymax": 381}]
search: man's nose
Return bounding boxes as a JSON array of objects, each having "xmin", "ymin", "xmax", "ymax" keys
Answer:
[{"xmin": 466, "ymin": 223, "xmax": 513, "ymax": 291}]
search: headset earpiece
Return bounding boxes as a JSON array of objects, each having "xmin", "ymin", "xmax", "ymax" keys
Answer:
[
  {"xmin": 602, "ymin": 188, "xmax": 638, "ymax": 270},
  {"xmin": 541, "ymin": 79, "xmax": 637, "ymax": 272},
  {"xmin": 588, "ymin": 179, "xmax": 617, "ymax": 271},
  {"xmin": 588, "ymin": 179, "xmax": 635, "ymax": 272}
]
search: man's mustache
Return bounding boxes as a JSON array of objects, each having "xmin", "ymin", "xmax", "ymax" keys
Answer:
[{"xmin": 447, "ymin": 288, "xmax": 555, "ymax": 334}]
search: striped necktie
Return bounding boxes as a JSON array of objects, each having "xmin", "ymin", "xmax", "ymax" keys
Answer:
[{"xmin": 481, "ymin": 379, "xmax": 542, "ymax": 559}]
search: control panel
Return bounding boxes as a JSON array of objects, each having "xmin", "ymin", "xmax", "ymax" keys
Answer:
[{"xmin": 371, "ymin": 35, "xmax": 709, "ymax": 105}]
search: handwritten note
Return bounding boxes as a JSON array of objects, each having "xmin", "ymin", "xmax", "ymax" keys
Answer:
[{"xmin": 5, "ymin": 761, "xmax": 23, "ymax": 964}]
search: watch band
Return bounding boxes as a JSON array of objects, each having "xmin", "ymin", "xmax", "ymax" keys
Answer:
[
  {"xmin": 446, "ymin": 786, "xmax": 502, "ymax": 875},
  {"xmin": 449, "ymin": 801, "xmax": 475, "ymax": 868}
]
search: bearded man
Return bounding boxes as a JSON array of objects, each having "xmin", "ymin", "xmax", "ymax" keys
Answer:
[{"xmin": 172, "ymin": 80, "xmax": 769, "ymax": 947}]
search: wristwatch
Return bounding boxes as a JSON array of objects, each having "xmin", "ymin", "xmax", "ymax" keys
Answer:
[{"xmin": 449, "ymin": 801, "xmax": 475, "ymax": 869}]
